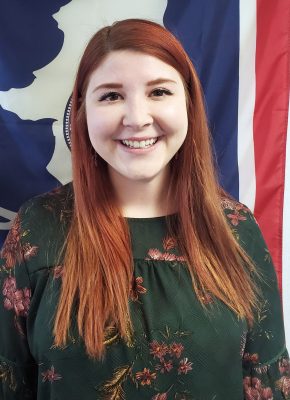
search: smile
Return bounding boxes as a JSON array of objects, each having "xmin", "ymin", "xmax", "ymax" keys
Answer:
[{"xmin": 121, "ymin": 138, "xmax": 158, "ymax": 149}]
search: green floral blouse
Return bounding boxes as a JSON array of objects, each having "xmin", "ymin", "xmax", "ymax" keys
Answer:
[{"xmin": 0, "ymin": 183, "xmax": 289, "ymax": 400}]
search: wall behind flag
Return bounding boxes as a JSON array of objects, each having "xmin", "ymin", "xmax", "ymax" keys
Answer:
[{"xmin": 0, "ymin": 0, "xmax": 289, "ymax": 344}]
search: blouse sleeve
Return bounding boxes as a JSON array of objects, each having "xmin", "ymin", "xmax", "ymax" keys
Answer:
[
  {"xmin": 237, "ymin": 210, "xmax": 290, "ymax": 399},
  {"xmin": 0, "ymin": 208, "xmax": 37, "ymax": 399}
]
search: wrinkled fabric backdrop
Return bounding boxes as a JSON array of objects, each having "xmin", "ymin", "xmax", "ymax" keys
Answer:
[{"xmin": 0, "ymin": 0, "xmax": 289, "ymax": 344}]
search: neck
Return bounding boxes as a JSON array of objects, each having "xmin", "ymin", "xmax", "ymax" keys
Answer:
[{"xmin": 109, "ymin": 169, "xmax": 174, "ymax": 218}]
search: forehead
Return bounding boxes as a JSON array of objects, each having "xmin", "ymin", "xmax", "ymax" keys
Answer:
[{"xmin": 87, "ymin": 50, "xmax": 182, "ymax": 87}]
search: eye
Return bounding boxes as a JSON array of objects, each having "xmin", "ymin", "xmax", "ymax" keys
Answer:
[
  {"xmin": 98, "ymin": 91, "xmax": 122, "ymax": 102},
  {"xmin": 150, "ymin": 88, "xmax": 173, "ymax": 98}
]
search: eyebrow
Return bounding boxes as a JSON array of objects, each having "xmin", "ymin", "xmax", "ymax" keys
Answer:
[{"xmin": 92, "ymin": 78, "xmax": 177, "ymax": 92}]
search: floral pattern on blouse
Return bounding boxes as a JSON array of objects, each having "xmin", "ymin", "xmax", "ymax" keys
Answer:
[
  {"xmin": 98, "ymin": 334, "xmax": 195, "ymax": 400},
  {"xmin": 41, "ymin": 366, "xmax": 62, "ymax": 383},
  {"xmin": 134, "ymin": 337, "xmax": 194, "ymax": 394},
  {"xmin": 0, "ymin": 184, "xmax": 289, "ymax": 400},
  {"xmin": 97, "ymin": 365, "xmax": 133, "ymax": 399},
  {"xmin": 52, "ymin": 265, "xmax": 63, "ymax": 279},
  {"xmin": 0, "ymin": 215, "xmax": 38, "ymax": 272},
  {"xmin": 2, "ymin": 277, "xmax": 31, "ymax": 317},
  {"xmin": 243, "ymin": 356, "xmax": 290, "ymax": 399},
  {"xmin": 0, "ymin": 211, "xmax": 37, "ymax": 340},
  {"xmin": 0, "ymin": 361, "xmax": 17, "ymax": 392},
  {"xmin": 221, "ymin": 198, "xmax": 250, "ymax": 226},
  {"xmin": 243, "ymin": 376, "xmax": 274, "ymax": 400},
  {"xmin": 278, "ymin": 378, "xmax": 290, "ymax": 398},
  {"xmin": 130, "ymin": 276, "xmax": 147, "ymax": 301},
  {"xmin": 146, "ymin": 235, "xmax": 186, "ymax": 262}
]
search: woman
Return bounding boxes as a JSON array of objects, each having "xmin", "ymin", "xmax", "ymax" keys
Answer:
[{"xmin": 0, "ymin": 19, "xmax": 289, "ymax": 400}]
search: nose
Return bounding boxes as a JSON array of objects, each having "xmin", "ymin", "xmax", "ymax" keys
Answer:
[{"xmin": 122, "ymin": 97, "xmax": 153, "ymax": 130}]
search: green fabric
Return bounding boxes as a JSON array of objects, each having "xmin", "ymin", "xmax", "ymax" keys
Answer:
[{"xmin": 0, "ymin": 183, "xmax": 289, "ymax": 400}]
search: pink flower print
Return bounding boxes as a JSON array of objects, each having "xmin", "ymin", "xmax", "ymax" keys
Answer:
[
  {"xmin": 4, "ymin": 297, "xmax": 13, "ymax": 311},
  {"xmin": 235, "ymin": 203, "xmax": 249, "ymax": 214},
  {"xmin": 243, "ymin": 353, "xmax": 259, "ymax": 364},
  {"xmin": 161, "ymin": 253, "xmax": 177, "ymax": 261},
  {"xmin": 162, "ymin": 236, "xmax": 176, "ymax": 251},
  {"xmin": 251, "ymin": 377, "xmax": 262, "ymax": 391},
  {"xmin": 243, "ymin": 376, "xmax": 251, "ymax": 391},
  {"xmin": 2, "ymin": 277, "xmax": 31, "ymax": 317},
  {"xmin": 152, "ymin": 393, "xmax": 168, "ymax": 400},
  {"xmin": 150, "ymin": 341, "xmax": 168, "ymax": 360},
  {"xmin": 2, "ymin": 277, "xmax": 16, "ymax": 299},
  {"xmin": 155, "ymin": 359, "xmax": 173, "ymax": 373},
  {"xmin": 41, "ymin": 366, "xmax": 62, "ymax": 383},
  {"xmin": 261, "ymin": 387, "xmax": 273, "ymax": 400},
  {"xmin": 178, "ymin": 358, "xmax": 193, "ymax": 375},
  {"xmin": 147, "ymin": 238, "xmax": 186, "ymax": 261},
  {"xmin": 135, "ymin": 368, "xmax": 156, "ymax": 386},
  {"xmin": 243, "ymin": 377, "xmax": 274, "ymax": 400},
  {"xmin": 169, "ymin": 342, "xmax": 184, "ymax": 359},
  {"xmin": 130, "ymin": 276, "xmax": 147, "ymax": 301},
  {"xmin": 279, "ymin": 358, "xmax": 290, "ymax": 374},
  {"xmin": 23, "ymin": 243, "xmax": 38, "ymax": 260},
  {"xmin": 176, "ymin": 255, "xmax": 186, "ymax": 262},
  {"xmin": 0, "ymin": 215, "xmax": 22, "ymax": 268},
  {"xmin": 221, "ymin": 198, "xmax": 236, "ymax": 210},
  {"xmin": 244, "ymin": 387, "xmax": 261, "ymax": 400},
  {"xmin": 53, "ymin": 265, "xmax": 63, "ymax": 279},
  {"xmin": 278, "ymin": 376, "xmax": 290, "ymax": 397},
  {"xmin": 147, "ymin": 248, "xmax": 164, "ymax": 260},
  {"xmin": 227, "ymin": 212, "xmax": 247, "ymax": 226},
  {"xmin": 147, "ymin": 248, "xmax": 177, "ymax": 261},
  {"xmin": 13, "ymin": 288, "xmax": 31, "ymax": 317},
  {"xmin": 221, "ymin": 198, "xmax": 249, "ymax": 214}
]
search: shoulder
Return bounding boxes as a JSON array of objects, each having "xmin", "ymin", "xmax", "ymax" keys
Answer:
[
  {"xmin": 18, "ymin": 181, "xmax": 74, "ymax": 247},
  {"xmin": 221, "ymin": 196, "xmax": 257, "ymax": 236},
  {"xmin": 1, "ymin": 183, "xmax": 73, "ymax": 273},
  {"xmin": 221, "ymin": 196, "xmax": 277, "ymax": 282},
  {"xmin": 15, "ymin": 183, "xmax": 74, "ymax": 246},
  {"xmin": 18, "ymin": 182, "xmax": 73, "ymax": 224},
  {"xmin": 221, "ymin": 197, "xmax": 266, "ymax": 258},
  {"xmin": 221, "ymin": 196, "xmax": 259, "ymax": 239}
]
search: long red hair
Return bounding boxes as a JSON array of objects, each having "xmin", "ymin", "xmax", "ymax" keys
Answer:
[{"xmin": 54, "ymin": 19, "xmax": 259, "ymax": 358}]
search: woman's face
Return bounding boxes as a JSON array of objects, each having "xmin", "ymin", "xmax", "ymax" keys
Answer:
[{"xmin": 85, "ymin": 50, "xmax": 188, "ymax": 186}]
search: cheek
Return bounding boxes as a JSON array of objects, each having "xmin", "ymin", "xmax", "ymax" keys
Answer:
[
  {"xmin": 157, "ymin": 102, "xmax": 188, "ymax": 135},
  {"xmin": 86, "ymin": 108, "xmax": 117, "ymax": 141}
]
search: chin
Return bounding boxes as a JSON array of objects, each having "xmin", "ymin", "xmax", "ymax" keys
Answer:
[{"xmin": 129, "ymin": 174, "xmax": 155, "ymax": 182}]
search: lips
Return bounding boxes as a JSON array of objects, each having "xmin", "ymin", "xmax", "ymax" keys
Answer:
[{"xmin": 120, "ymin": 137, "xmax": 159, "ymax": 149}]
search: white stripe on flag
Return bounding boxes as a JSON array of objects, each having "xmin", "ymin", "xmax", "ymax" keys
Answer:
[
  {"xmin": 0, "ymin": 207, "xmax": 17, "ymax": 230},
  {"xmin": 283, "ymin": 95, "xmax": 290, "ymax": 347},
  {"xmin": 237, "ymin": 0, "xmax": 257, "ymax": 211}
]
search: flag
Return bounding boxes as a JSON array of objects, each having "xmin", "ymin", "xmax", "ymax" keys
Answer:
[
  {"xmin": 0, "ymin": 0, "xmax": 289, "ymax": 343},
  {"xmin": 163, "ymin": 0, "xmax": 290, "ymax": 344}
]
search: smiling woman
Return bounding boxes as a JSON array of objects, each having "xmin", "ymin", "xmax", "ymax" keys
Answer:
[
  {"xmin": 85, "ymin": 50, "xmax": 188, "ymax": 213},
  {"xmin": 0, "ymin": 18, "xmax": 289, "ymax": 400}
]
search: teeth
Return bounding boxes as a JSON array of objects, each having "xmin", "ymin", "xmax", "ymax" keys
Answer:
[{"xmin": 122, "ymin": 138, "xmax": 158, "ymax": 148}]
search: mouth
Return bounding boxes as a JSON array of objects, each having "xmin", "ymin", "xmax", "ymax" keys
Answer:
[{"xmin": 120, "ymin": 137, "xmax": 159, "ymax": 149}]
